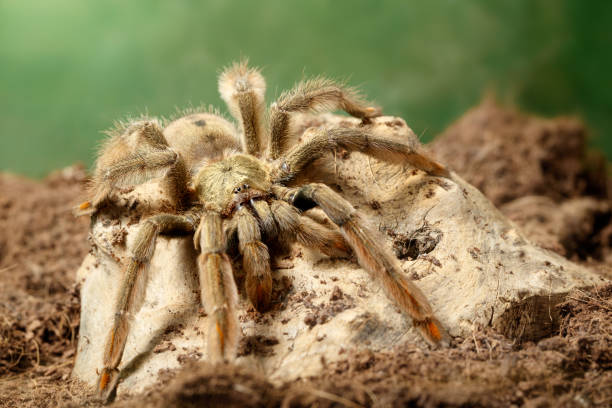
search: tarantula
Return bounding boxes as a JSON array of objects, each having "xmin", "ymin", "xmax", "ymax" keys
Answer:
[{"xmin": 79, "ymin": 61, "xmax": 450, "ymax": 400}]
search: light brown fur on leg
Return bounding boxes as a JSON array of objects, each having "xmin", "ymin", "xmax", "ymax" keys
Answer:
[
  {"xmin": 218, "ymin": 60, "xmax": 266, "ymax": 156},
  {"xmin": 269, "ymin": 77, "xmax": 381, "ymax": 159},
  {"xmin": 273, "ymin": 127, "xmax": 449, "ymax": 185},
  {"xmin": 98, "ymin": 213, "xmax": 197, "ymax": 401},
  {"xmin": 270, "ymin": 199, "xmax": 350, "ymax": 258},
  {"xmin": 236, "ymin": 206, "xmax": 273, "ymax": 310},
  {"xmin": 250, "ymin": 199, "xmax": 278, "ymax": 238},
  {"xmin": 288, "ymin": 183, "xmax": 449, "ymax": 346},
  {"xmin": 77, "ymin": 120, "xmax": 189, "ymax": 215},
  {"xmin": 197, "ymin": 212, "xmax": 240, "ymax": 362}
]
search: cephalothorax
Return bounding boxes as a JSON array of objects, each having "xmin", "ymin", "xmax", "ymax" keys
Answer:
[{"xmin": 79, "ymin": 61, "xmax": 450, "ymax": 400}]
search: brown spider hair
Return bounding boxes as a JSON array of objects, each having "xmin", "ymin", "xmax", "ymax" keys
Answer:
[{"xmin": 80, "ymin": 60, "xmax": 450, "ymax": 402}]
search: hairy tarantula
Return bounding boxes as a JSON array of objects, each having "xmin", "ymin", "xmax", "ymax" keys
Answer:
[{"xmin": 79, "ymin": 61, "xmax": 451, "ymax": 400}]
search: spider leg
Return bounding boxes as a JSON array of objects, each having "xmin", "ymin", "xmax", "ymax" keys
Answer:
[
  {"xmin": 269, "ymin": 77, "xmax": 381, "ymax": 159},
  {"xmin": 77, "ymin": 120, "xmax": 188, "ymax": 215},
  {"xmin": 98, "ymin": 213, "xmax": 197, "ymax": 401},
  {"xmin": 249, "ymin": 199, "xmax": 279, "ymax": 239},
  {"xmin": 273, "ymin": 127, "xmax": 449, "ymax": 184},
  {"xmin": 218, "ymin": 60, "xmax": 266, "ymax": 156},
  {"xmin": 270, "ymin": 199, "xmax": 350, "ymax": 258},
  {"xmin": 195, "ymin": 212, "xmax": 240, "ymax": 363},
  {"xmin": 284, "ymin": 183, "xmax": 449, "ymax": 347},
  {"xmin": 236, "ymin": 206, "xmax": 273, "ymax": 310}
]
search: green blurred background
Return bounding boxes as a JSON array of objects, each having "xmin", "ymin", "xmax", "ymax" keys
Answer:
[{"xmin": 1, "ymin": 0, "xmax": 611, "ymax": 177}]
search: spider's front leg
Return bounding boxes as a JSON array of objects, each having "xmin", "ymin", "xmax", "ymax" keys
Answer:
[
  {"xmin": 97, "ymin": 212, "xmax": 197, "ymax": 401},
  {"xmin": 235, "ymin": 206, "xmax": 273, "ymax": 310},
  {"xmin": 194, "ymin": 212, "xmax": 240, "ymax": 362},
  {"xmin": 273, "ymin": 127, "xmax": 449, "ymax": 185},
  {"xmin": 236, "ymin": 198, "xmax": 350, "ymax": 312},
  {"xmin": 269, "ymin": 77, "xmax": 382, "ymax": 159},
  {"xmin": 269, "ymin": 199, "xmax": 351, "ymax": 258},
  {"xmin": 284, "ymin": 183, "xmax": 449, "ymax": 347},
  {"xmin": 77, "ymin": 120, "xmax": 188, "ymax": 215},
  {"xmin": 219, "ymin": 60, "xmax": 267, "ymax": 156}
]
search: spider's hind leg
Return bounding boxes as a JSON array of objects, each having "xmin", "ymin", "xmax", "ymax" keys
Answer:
[
  {"xmin": 285, "ymin": 183, "xmax": 449, "ymax": 347},
  {"xmin": 97, "ymin": 212, "xmax": 197, "ymax": 402}
]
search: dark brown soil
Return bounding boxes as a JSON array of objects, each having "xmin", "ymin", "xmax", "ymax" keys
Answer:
[
  {"xmin": 1, "ymin": 104, "xmax": 611, "ymax": 407},
  {"xmin": 430, "ymin": 99, "xmax": 609, "ymax": 206},
  {"xmin": 0, "ymin": 167, "xmax": 89, "ymax": 407},
  {"xmin": 0, "ymin": 167, "xmax": 88, "ymax": 375},
  {"xmin": 118, "ymin": 283, "xmax": 609, "ymax": 408},
  {"xmin": 430, "ymin": 99, "xmax": 612, "ymax": 266}
]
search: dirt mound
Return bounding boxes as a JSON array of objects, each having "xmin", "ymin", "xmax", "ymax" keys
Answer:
[
  {"xmin": 1, "ymin": 102, "xmax": 611, "ymax": 407},
  {"xmin": 0, "ymin": 166, "xmax": 88, "ymax": 379},
  {"xmin": 430, "ymin": 100, "xmax": 612, "ymax": 263},
  {"xmin": 430, "ymin": 99, "xmax": 608, "ymax": 206},
  {"xmin": 306, "ymin": 284, "xmax": 612, "ymax": 407},
  {"xmin": 73, "ymin": 284, "xmax": 612, "ymax": 407}
]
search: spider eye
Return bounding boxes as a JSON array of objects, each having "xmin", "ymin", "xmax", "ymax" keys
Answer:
[
  {"xmin": 243, "ymin": 184, "xmax": 249, "ymax": 190},
  {"xmin": 233, "ymin": 187, "xmax": 241, "ymax": 193}
]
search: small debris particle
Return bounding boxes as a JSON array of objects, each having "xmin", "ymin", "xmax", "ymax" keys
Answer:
[
  {"xmin": 468, "ymin": 247, "xmax": 481, "ymax": 259},
  {"xmin": 153, "ymin": 342, "xmax": 177, "ymax": 354},
  {"xmin": 330, "ymin": 286, "xmax": 343, "ymax": 301},
  {"xmin": 392, "ymin": 225, "xmax": 443, "ymax": 260},
  {"xmin": 237, "ymin": 335, "xmax": 279, "ymax": 357},
  {"xmin": 177, "ymin": 350, "xmax": 202, "ymax": 365},
  {"xmin": 304, "ymin": 313, "xmax": 317, "ymax": 328}
]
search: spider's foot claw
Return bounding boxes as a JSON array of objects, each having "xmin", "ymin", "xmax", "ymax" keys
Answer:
[
  {"xmin": 430, "ymin": 162, "xmax": 451, "ymax": 179},
  {"xmin": 245, "ymin": 267, "xmax": 273, "ymax": 312},
  {"xmin": 415, "ymin": 318, "xmax": 451, "ymax": 348},
  {"xmin": 97, "ymin": 367, "xmax": 120, "ymax": 403},
  {"xmin": 73, "ymin": 201, "xmax": 95, "ymax": 217},
  {"xmin": 366, "ymin": 106, "xmax": 382, "ymax": 116},
  {"xmin": 271, "ymin": 259, "xmax": 294, "ymax": 270},
  {"xmin": 249, "ymin": 282, "xmax": 272, "ymax": 311}
]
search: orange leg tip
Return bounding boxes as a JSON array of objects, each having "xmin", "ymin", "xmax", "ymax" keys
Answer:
[
  {"xmin": 108, "ymin": 331, "xmax": 116, "ymax": 356},
  {"xmin": 334, "ymin": 241, "xmax": 349, "ymax": 251},
  {"xmin": 255, "ymin": 285, "xmax": 270, "ymax": 310},
  {"xmin": 79, "ymin": 201, "xmax": 92, "ymax": 210},
  {"xmin": 431, "ymin": 162, "xmax": 451, "ymax": 178},
  {"xmin": 427, "ymin": 321, "xmax": 442, "ymax": 342},
  {"xmin": 215, "ymin": 322, "xmax": 225, "ymax": 350},
  {"xmin": 365, "ymin": 106, "xmax": 381, "ymax": 116},
  {"xmin": 99, "ymin": 371, "xmax": 110, "ymax": 391}
]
